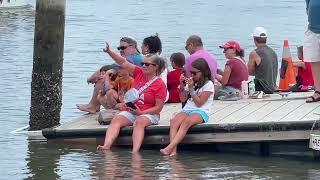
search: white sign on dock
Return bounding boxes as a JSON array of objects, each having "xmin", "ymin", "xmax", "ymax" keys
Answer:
[{"xmin": 309, "ymin": 134, "xmax": 320, "ymax": 151}]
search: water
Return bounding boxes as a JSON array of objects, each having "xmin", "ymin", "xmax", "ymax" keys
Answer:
[{"xmin": 0, "ymin": 0, "xmax": 319, "ymax": 179}]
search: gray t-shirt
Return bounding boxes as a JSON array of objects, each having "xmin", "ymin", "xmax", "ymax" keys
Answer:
[{"xmin": 254, "ymin": 45, "xmax": 278, "ymax": 92}]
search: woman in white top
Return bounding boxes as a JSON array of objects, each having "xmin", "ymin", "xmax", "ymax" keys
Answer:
[{"xmin": 160, "ymin": 58, "xmax": 214, "ymax": 156}]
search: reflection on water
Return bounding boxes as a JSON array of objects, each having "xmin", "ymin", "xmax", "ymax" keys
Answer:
[{"xmin": 25, "ymin": 141, "xmax": 320, "ymax": 179}]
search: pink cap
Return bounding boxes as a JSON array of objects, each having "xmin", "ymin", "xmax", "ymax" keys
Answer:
[{"xmin": 219, "ymin": 40, "xmax": 242, "ymax": 53}]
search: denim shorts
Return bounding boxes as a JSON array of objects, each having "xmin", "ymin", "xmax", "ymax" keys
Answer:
[
  {"xmin": 118, "ymin": 111, "xmax": 160, "ymax": 125},
  {"xmin": 182, "ymin": 109, "xmax": 209, "ymax": 123}
]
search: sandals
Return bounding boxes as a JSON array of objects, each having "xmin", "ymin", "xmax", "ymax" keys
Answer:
[{"xmin": 306, "ymin": 90, "xmax": 320, "ymax": 103}]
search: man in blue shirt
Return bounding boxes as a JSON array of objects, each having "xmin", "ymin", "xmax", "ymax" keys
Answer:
[
  {"xmin": 304, "ymin": 0, "xmax": 320, "ymax": 103},
  {"xmin": 76, "ymin": 36, "xmax": 143, "ymax": 113}
]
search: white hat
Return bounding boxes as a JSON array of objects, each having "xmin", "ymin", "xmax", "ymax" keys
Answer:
[{"xmin": 252, "ymin": 27, "xmax": 268, "ymax": 38}]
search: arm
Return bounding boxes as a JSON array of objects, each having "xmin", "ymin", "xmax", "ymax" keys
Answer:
[
  {"xmin": 103, "ymin": 42, "xmax": 135, "ymax": 74},
  {"xmin": 87, "ymin": 69, "xmax": 101, "ymax": 84},
  {"xmin": 186, "ymin": 79, "xmax": 213, "ymax": 107},
  {"xmin": 248, "ymin": 51, "xmax": 261, "ymax": 75},
  {"xmin": 139, "ymin": 99, "xmax": 165, "ymax": 114},
  {"xmin": 293, "ymin": 61, "xmax": 306, "ymax": 70},
  {"xmin": 189, "ymin": 90, "xmax": 213, "ymax": 107},
  {"xmin": 218, "ymin": 65, "xmax": 231, "ymax": 85}
]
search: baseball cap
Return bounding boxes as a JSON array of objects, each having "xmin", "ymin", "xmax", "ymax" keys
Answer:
[
  {"xmin": 219, "ymin": 40, "xmax": 242, "ymax": 53},
  {"xmin": 252, "ymin": 27, "xmax": 268, "ymax": 38}
]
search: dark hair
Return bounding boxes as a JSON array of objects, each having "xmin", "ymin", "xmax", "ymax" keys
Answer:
[
  {"xmin": 170, "ymin": 52, "xmax": 185, "ymax": 68},
  {"xmin": 100, "ymin": 65, "xmax": 113, "ymax": 72},
  {"xmin": 187, "ymin": 35, "xmax": 203, "ymax": 47},
  {"xmin": 191, "ymin": 58, "xmax": 211, "ymax": 89},
  {"xmin": 235, "ymin": 49, "xmax": 245, "ymax": 58},
  {"xmin": 143, "ymin": 34, "xmax": 162, "ymax": 54},
  {"xmin": 297, "ymin": 46, "xmax": 303, "ymax": 58},
  {"xmin": 145, "ymin": 53, "xmax": 166, "ymax": 76},
  {"xmin": 254, "ymin": 37, "xmax": 267, "ymax": 44}
]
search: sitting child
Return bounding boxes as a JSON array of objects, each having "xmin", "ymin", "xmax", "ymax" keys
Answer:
[
  {"xmin": 160, "ymin": 59, "xmax": 214, "ymax": 156},
  {"xmin": 291, "ymin": 46, "xmax": 314, "ymax": 92},
  {"xmin": 167, "ymin": 52, "xmax": 185, "ymax": 103},
  {"xmin": 97, "ymin": 65, "xmax": 134, "ymax": 110},
  {"xmin": 76, "ymin": 65, "xmax": 118, "ymax": 113}
]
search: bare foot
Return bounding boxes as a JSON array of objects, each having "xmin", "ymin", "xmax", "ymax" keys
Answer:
[
  {"xmin": 160, "ymin": 148, "xmax": 171, "ymax": 156},
  {"xmin": 97, "ymin": 145, "xmax": 110, "ymax": 151},
  {"xmin": 76, "ymin": 104, "xmax": 99, "ymax": 114},
  {"xmin": 169, "ymin": 152, "xmax": 177, "ymax": 157}
]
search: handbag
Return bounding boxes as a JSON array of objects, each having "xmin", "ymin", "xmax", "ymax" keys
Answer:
[{"xmin": 124, "ymin": 77, "xmax": 159, "ymax": 103}]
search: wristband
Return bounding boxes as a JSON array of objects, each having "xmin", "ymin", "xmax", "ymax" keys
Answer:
[{"xmin": 190, "ymin": 90, "xmax": 196, "ymax": 97}]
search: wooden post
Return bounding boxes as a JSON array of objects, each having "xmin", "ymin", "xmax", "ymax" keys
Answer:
[{"xmin": 29, "ymin": 0, "xmax": 66, "ymax": 130}]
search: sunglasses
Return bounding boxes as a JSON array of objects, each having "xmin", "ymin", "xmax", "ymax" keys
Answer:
[
  {"xmin": 190, "ymin": 70, "xmax": 200, "ymax": 76},
  {"xmin": 185, "ymin": 43, "xmax": 191, "ymax": 50},
  {"xmin": 117, "ymin": 45, "xmax": 132, "ymax": 50},
  {"xmin": 141, "ymin": 62, "xmax": 156, "ymax": 67}
]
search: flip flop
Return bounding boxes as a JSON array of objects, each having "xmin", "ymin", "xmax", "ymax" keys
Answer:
[{"xmin": 306, "ymin": 91, "xmax": 320, "ymax": 103}]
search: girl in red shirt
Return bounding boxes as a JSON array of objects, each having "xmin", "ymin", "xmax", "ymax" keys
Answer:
[{"xmin": 167, "ymin": 52, "xmax": 185, "ymax": 103}]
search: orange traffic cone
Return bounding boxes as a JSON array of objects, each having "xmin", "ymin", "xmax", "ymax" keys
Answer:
[{"xmin": 278, "ymin": 40, "xmax": 296, "ymax": 91}]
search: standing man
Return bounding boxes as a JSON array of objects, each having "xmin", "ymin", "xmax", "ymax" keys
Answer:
[
  {"xmin": 304, "ymin": 0, "xmax": 320, "ymax": 103},
  {"xmin": 247, "ymin": 27, "xmax": 278, "ymax": 94},
  {"xmin": 184, "ymin": 35, "xmax": 217, "ymax": 81}
]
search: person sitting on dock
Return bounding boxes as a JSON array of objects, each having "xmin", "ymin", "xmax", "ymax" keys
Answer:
[
  {"xmin": 76, "ymin": 36, "xmax": 142, "ymax": 113},
  {"xmin": 98, "ymin": 42, "xmax": 167, "ymax": 153},
  {"xmin": 248, "ymin": 27, "xmax": 278, "ymax": 94},
  {"xmin": 76, "ymin": 65, "xmax": 118, "ymax": 113},
  {"xmin": 97, "ymin": 65, "xmax": 134, "ymax": 110},
  {"xmin": 290, "ymin": 46, "xmax": 314, "ymax": 92},
  {"xmin": 167, "ymin": 52, "xmax": 185, "ymax": 103},
  {"xmin": 160, "ymin": 59, "xmax": 214, "ymax": 156},
  {"xmin": 215, "ymin": 40, "xmax": 249, "ymax": 100},
  {"xmin": 184, "ymin": 35, "xmax": 217, "ymax": 81},
  {"xmin": 141, "ymin": 34, "xmax": 169, "ymax": 102}
]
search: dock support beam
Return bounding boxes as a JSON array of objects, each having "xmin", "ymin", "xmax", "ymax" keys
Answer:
[{"xmin": 29, "ymin": 0, "xmax": 66, "ymax": 130}]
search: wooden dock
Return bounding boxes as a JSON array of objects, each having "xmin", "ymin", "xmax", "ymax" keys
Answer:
[{"xmin": 42, "ymin": 92, "xmax": 320, "ymax": 159}]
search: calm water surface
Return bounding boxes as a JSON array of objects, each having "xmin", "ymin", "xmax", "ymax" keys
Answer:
[{"xmin": 1, "ymin": 0, "xmax": 320, "ymax": 179}]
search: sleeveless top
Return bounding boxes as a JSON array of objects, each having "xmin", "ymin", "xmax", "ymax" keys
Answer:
[{"xmin": 255, "ymin": 45, "xmax": 278, "ymax": 91}]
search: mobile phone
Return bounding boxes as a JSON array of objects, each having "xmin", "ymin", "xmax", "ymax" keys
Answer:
[{"xmin": 125, "ymin": 102, "xmax": 137, "ymax": 109}]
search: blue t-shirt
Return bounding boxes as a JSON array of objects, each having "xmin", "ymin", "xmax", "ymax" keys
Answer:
[
  {"xmin": 126, "ymin": 53, "xmax": 143, "ymax": 67},
  {"xmin": 306, "ymin": 0, "xmax": 320, "ymax": 33}
]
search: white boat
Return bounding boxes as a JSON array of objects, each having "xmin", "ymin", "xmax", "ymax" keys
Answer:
[{"xmin": 0, "ymin": 0, "xmax": 28, "ymax": 8}]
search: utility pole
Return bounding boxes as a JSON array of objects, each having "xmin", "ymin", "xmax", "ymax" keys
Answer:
[{"xmin": 29, "ymin": 0, "xmax": 66, "ymax": 130}]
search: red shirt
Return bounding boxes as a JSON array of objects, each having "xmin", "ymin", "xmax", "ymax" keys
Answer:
[
  {"xmin": 298, "ymin": 61, "xmax": 314, "ymax": 86},
  {"xmin": 167, "ymin": 69, "xmax": 182, "ymax": 103},
  {"xmin": 133, "ymin": 67, "xmax": 167, "ymax": 113},
  {"xmin": 225, "ymin": 58, "xmax": 249, "ymax": 89}
]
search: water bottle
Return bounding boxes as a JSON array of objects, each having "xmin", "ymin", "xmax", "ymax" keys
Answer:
[
  {"xmin": 241, "ymin": 81, "xmax": 249, "ymax": 99},
  {"xmin": 248, "ymin": 81, "xmax": 255, "ymax": 96}
]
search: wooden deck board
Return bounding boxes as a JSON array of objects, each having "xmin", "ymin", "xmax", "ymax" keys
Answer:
[
  {"xmin": 211, "ymin": 102, "xmax": 250, "ymax": 124},
  {"xmin": 241, "ymin": 101, "xmax": 287, "ymax": 123},
  {"xmin": 223, "ymin": 101, "xmax": 270, "ymax": 124},
  {"xmin": 279, "ymin": 102, "xmax": 320, "ymax": 122},
  {"xmin": 259, "ymin": 100, "xmax": 306, "ymax": 122},
  {"xmin": 56, "ymin": 92, "xmax": 319, "ymax": 131}
]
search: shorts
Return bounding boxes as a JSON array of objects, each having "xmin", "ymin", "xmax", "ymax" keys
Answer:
[
  {"xmin": 303, "ymin": 30, "xmax": 320, "ymax": 62},
  {"xmin": 118, "ymin": 111, "xmax": 159, "ymax": 125},
  {"xmin": 182, "ymin": 109, "xmax": 209, "ymax": 123}
]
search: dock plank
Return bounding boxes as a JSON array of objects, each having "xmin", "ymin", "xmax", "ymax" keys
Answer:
[
  {"xmin": 211, "ymin": 102, "xmax": 250, "ymax": 124},
  {"xmin": 301, "ymin": 104, "xmax": 320, "ymax": 121},
  {"xmin": 279, "ymin": 102, "xmax": 320, "ymax": 122},
  {"xmin": 222, "ymin": 101, "xmax": 270, "ymax": 124},
  {"xmin": 241, "ymin": 101, "xmax": 287, "ymax": 123},
  {"xmin": 259, "ymin": 100, "xmax": 306, "ymax": 122}
]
